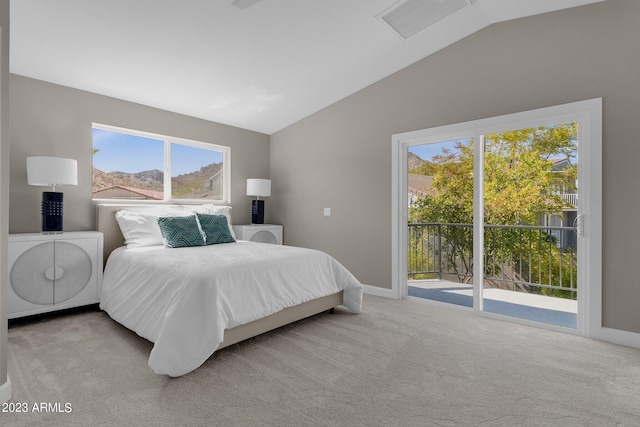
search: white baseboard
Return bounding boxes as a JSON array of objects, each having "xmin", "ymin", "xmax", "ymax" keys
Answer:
[
  {"xmin": 0, "ymin": 377, "xmax": 11, "ymax": 404},
  {"xmin": 362, "ymin": 284, "xmax": 397, "ymax": 299},
  {"xmin": 597, "ymin": 327, "xmax": 640, "ymax": 349},
  {"xmin": 362, "ymin": 284, "xmax": 640, "ymax": 352}
]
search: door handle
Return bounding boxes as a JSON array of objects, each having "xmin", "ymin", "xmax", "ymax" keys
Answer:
[{"xmin": 573, "ymin": 214, "xmax": 584, "ymax": 237}]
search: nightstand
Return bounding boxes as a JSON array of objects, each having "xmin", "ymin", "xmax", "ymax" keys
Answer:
[
  {"xmin": 8, "ymin": 231, "xmax": 104, "ymax": 319},
  {"xmin": 232, "ymin": 224, "xmax": 283, "ymax": 245}
]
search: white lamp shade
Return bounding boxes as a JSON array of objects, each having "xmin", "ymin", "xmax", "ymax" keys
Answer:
[
  {"xmin": 246, "ymin": 179, "xmax": 271, "ymax": 197},
  {"xmin": 27, "ymin": 156, "xmax": 78, "ymax": 186}
]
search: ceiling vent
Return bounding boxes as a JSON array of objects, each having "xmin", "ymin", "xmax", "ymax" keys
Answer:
[
  {"xmin": 231, "ymin": 0, "xmax": 263, "ymax": 10},
  {"xmin": 377, "ymin": 0, "xmax": 475, "ymax": 40}
]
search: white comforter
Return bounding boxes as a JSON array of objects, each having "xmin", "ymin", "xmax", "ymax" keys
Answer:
[{"xmin": 100, "ymin": 241, "xmax": 363, "ymax": 377}]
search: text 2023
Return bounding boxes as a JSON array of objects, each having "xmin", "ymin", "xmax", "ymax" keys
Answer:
[{"xmin": 2, "ymin": 402, "xmax": 29, "ymax": 412}]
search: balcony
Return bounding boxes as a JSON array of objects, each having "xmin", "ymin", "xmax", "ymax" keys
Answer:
[
  {"xmin": 558, "ymin": 193, "xmax": 577, "ymax": 208},
  {"xmin": 407, "ymin": 223, "xmax": 578, "ymax": 327}
]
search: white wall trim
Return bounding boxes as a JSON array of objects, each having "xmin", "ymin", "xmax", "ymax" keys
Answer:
[
  {"xmin": 0, "ymin": 377, "xmax": 11, "ymax": 404},
  {"xmin": 384, "ymin": 285, "xmax": 640, "ymax": 352},
  {"xmin": 598, "ymin": 327, "xmax": 640, "ymax": 349},
  {"xmin": 362, "ymin": 284, "xmax": 398, "ymax": 299},
  {"xmin": 365, "ymin": 281, "xmax": 640, "ymax": 353}
]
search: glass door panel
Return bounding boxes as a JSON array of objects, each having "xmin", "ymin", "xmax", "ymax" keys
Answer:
[
  {"xmin": 481, "ymin": 124, "xmax": 578, "ymax": 328},
  {"xmin": 407, "ymin": 138, "xmax": 474, "ymax": 308}
]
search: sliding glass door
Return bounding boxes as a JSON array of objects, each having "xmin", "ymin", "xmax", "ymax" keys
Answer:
[{"xmin": 393, "ymin": 99, "xmax": 601, "ymax": 335}]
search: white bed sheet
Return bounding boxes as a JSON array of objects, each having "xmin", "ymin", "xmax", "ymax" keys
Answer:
[{"xmin": 100, "ymin": 241, "xmax": 363, "ymax": 377}]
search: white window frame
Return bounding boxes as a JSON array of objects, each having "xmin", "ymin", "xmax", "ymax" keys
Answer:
[
  {"xmin": 392, "ymin": 98, "xmax": 602, "ymax": 338},
  {"xmin": 92, "ymin": 123, "xmax": 231, "ymax": 204}
]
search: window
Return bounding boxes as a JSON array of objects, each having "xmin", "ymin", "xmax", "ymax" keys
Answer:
[{"xmin": 92, "ymin": 124, "xmax": 230, "ymax": 203}]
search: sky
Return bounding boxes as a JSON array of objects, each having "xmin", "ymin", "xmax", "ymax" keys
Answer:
[
  {"xmin": 408, "ymin": 138, "xmax": 467, "ymax": 161},
  {"xmin": 92, "ymin": 128, "xmax": 223, "ymax": 176}
]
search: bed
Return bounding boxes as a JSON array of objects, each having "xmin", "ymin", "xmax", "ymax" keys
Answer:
[{"xmin": 96, "ymin": 203, "xmax": 363, "ymax": 377}]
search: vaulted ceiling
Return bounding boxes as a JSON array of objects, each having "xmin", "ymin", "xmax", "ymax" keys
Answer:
[{"xmin": 10, "ymin": 0, "xmax": 604, "ymax": 134}]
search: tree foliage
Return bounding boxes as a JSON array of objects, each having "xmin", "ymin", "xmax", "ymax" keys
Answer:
[
  {"xmin": 408, "ymin": 123, "xmax": 578, "ymax": 298},
  {"xmin": 409, "ymin": 123, "xmax": 578, "ymax": 226}
]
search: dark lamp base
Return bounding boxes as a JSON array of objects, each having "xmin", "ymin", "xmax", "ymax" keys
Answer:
[
  {"xmin": 42, "ymin": 191, "xmax": 64, "ymax": 233},
  {"xmin": 251, "ymin": 199, "xmax": 265, "ymax": 224}
]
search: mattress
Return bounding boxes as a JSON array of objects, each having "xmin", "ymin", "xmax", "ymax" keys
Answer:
[{"xmin": 100, "ymin": 240, "xmax": 363, "ymax": 376}]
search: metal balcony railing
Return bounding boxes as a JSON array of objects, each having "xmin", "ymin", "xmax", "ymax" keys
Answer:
[{"xmin": 408, "ymin": 223, "xmax": 577, "ymax": 299}]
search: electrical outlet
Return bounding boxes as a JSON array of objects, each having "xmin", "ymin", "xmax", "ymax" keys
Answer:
[{"xmin": 323, "ymin": 208, "xmax": 331, "ymax": 217}]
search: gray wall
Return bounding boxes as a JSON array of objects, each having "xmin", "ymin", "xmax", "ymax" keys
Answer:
[
  {"xmin": 0, "ymin": 0, "xmax": 9, "ymax": 390},
  {"xmin": 9, "ymin": 75, "xmax": 270, "ymax": 233},
  {"xmin": 271, "ymin": 0, "xmax": 640, "ymax": 333}
]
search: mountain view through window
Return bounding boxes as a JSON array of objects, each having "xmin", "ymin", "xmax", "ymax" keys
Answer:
[{"xmin": 92, "ymin": 126, "xmax": 226, "ymax": 201}]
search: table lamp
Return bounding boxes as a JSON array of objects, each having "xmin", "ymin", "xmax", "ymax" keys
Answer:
[
  {"xmin": 246, "ymin": 178, "xmax": 271, "ymax": 224},
  {"xmin": 27, "ymin": 156, "xmax": 78, "ymax": 233}
]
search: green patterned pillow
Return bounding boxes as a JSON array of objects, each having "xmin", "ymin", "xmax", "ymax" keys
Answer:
[
  {"xmin": 197, "ymin": 213, "xmax": 236, "ymax": 245},
  {"xmin": 157, "ymin": 215, "xmax": 205, "ymax": 248}
]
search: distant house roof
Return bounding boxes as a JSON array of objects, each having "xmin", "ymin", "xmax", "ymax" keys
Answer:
[
  {"xmin": 550, "ymin": 157, "xmax": 573, "ymax": 171},
  {"xmin": 93, "ymin": 185, "xmax": 164, "ymax": 200},
  {"xmin": 208, "ymin": 170, "xmax": 222, "ymax": 180}
]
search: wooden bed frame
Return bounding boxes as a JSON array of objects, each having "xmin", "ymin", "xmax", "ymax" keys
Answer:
[{"xmin": 95, "ymin": 203, "xmax": 343, "ymax": 351}]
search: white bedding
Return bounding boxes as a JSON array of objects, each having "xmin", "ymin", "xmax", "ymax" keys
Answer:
[{"xmin": 100, "ymin": 241, "xmax": 363, "ymax": 377}]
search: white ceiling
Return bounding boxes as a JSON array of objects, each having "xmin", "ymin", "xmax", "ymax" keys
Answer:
[{"xmin": 10, "ymin": 0, "xmax": 604, "ymax": 134}]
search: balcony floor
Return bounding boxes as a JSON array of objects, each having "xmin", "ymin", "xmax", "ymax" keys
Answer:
[{"xmin": 408, "ymin": 279, "xmax": 577, "ymax": 328}]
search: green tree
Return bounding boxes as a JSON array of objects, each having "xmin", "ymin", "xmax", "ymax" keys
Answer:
[
  {"xmin": 410, "ymin": 124, "xmax": 577, "ymax": 225},
  {"xmin": 409, "ymin": 123, "xmax": 578, "ymax": 297}
]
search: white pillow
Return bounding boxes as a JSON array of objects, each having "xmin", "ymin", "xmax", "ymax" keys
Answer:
[
  {"xmin": 115, "ymin": 209, "xmax": 188, "ymax": 248},
  {"xmin": 115, "ymin": 210, "xmax": 164, "ymax": 248}
]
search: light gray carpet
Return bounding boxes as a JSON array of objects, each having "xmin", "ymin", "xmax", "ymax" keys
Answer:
[{"xmin": 4, "ymin": 294, "xmax": 640, "ymax": 426}]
